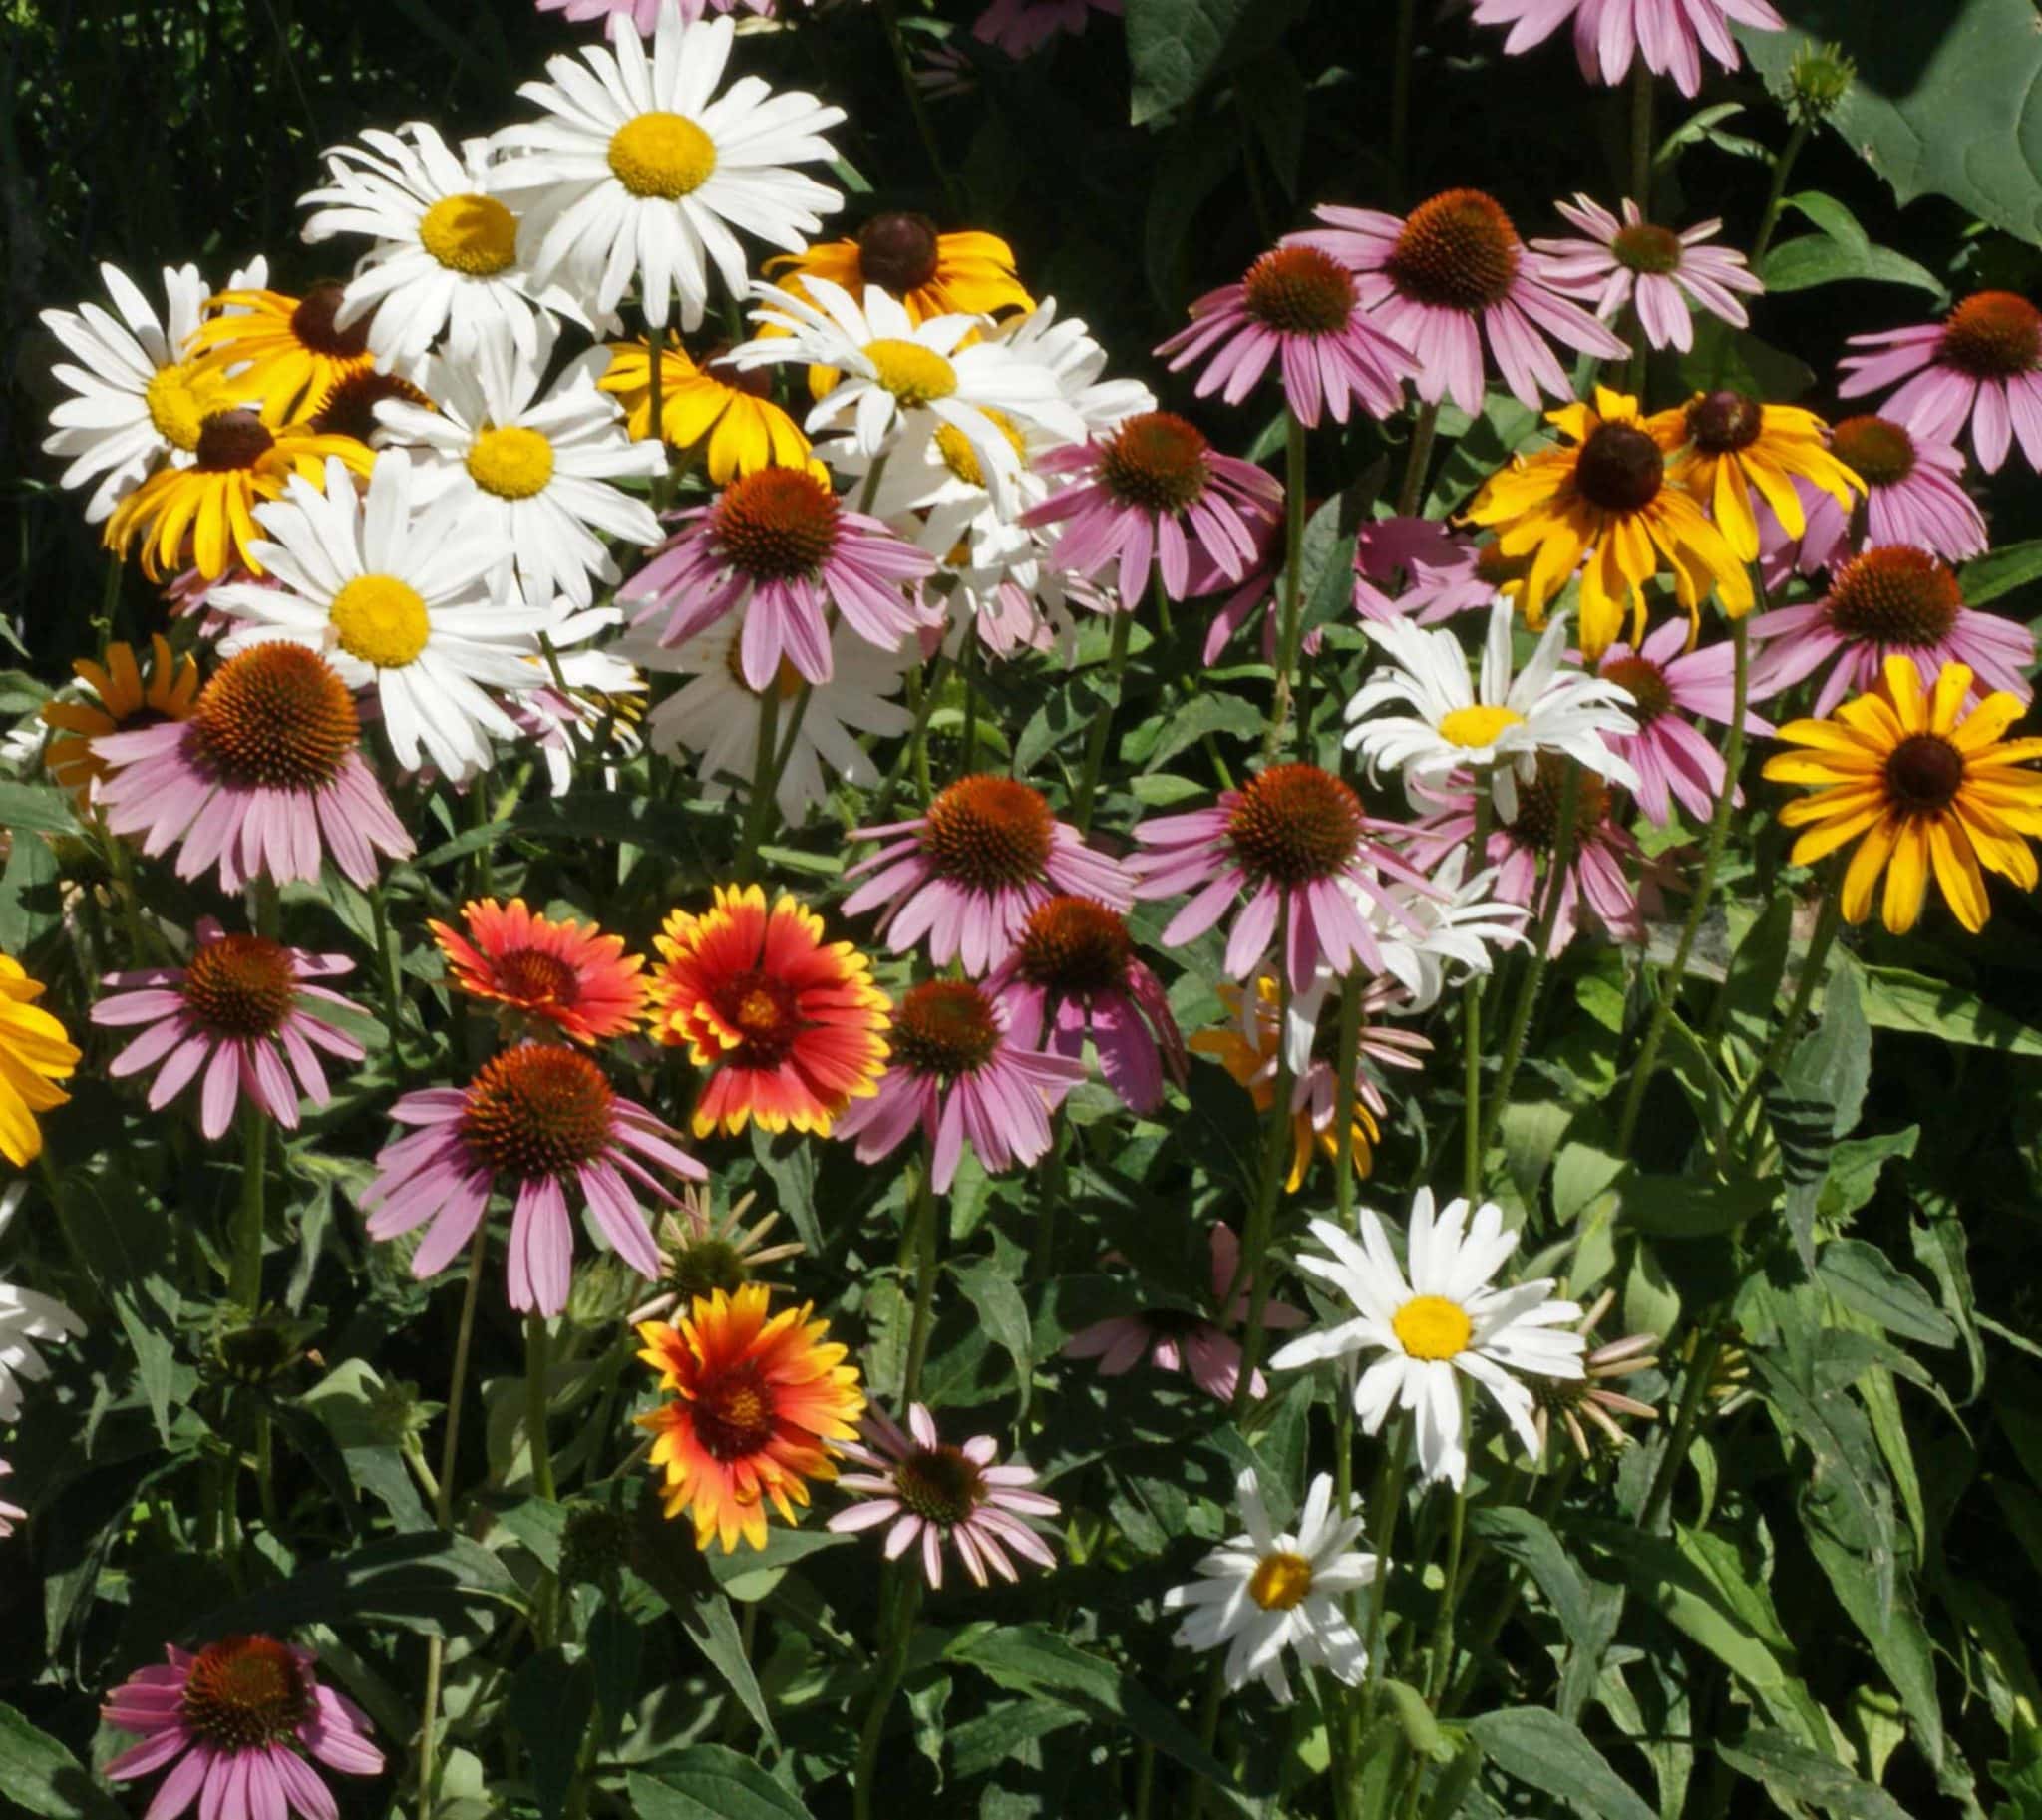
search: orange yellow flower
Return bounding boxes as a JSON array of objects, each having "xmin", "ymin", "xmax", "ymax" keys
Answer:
[
  {"xmin": 636, "ymin": 1284, "xmax": 865, "ymax": 1553},
  {"xmin": 184, "ymin": 282, "xmax": 375, "ymax": 424},
  {"xmin": 429, "ymin": 898, "xmax": 648, "ymax": 1045},
  {"xmin": 41, "ymin": 636, "xmax": 201, "ymax": 803},
  {"xmin": 597, "ymin": 338, "xmax": 821, "ymax": 485},
  {"xmin": 1648, "ymin": 390, "xmax": 1864, "ymax": 561},
  {"xmin": 0, "ymin": 954, "xmax": 79, "ymax": 1168}
]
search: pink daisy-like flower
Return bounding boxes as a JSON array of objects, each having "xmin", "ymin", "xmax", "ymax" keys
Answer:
[
  {"xmin": 1191, "ymin": 498, "xmax": 1298, "ymax": 665},
  {"xmin": 832, "ymin": 979, "xmax": 1085, "ymax": 1192},
  {"xmin": 1158, "ymin": 242, "xmax": 1416, "ymax": 426},
  {"xmin": 92, "ymin": 642, "xmax": 413, "ymax": 893},
  {"xmin": 1349, "ymin": 518, "xmax": 1508, "ymax": 625},
  {"xmin": 973, "ymin": 0, "xmax": 1122, "ymax": 58},
  {"xmin": 1748, "ymin": 545, "xmax": 2034, "ymax": 716},
  {"xmin": 1295, "ymin": 188, "xmax": 1627, "ymax": 418},
  {"xmin": 1587, "ymin": 621, "xmax": 1774, "ymax": 826},
  {"xmin": 1838, "ymin": 292, "xmax": 2042, "ymax": 475},
  {"xmin": 985, "ymin": 895, "xmax": 1186, "ymax": 1114},
  {"xmin": 1761, "ymin": 414, "xmax": 1988, "ymax": 581},
  {"xmin": 91, "ymin": 919, "xmax": 366, "ymax": 1141},
  {"xmin": 1065, "ymin": 1223, "xmax": 1305, "ymax": 1403},
  {"xmin": 1022, "ymin": 410, "xmax": 1284, "ymax": 604},
  {"xmin": 1532, "ymin": 196, "xmax": 1762, "ymax": 353},
  {"xmin": 620, "ymin": 466, "xmax": 935, "ymax": 689},
  {"xmin": 1469, "ymin": 0, "xmax": 1787, "ymax": 98},
  {"xmin": 536, "ymin": 0, "xmax": 776, "ymax": 37},
  {"xmin": 1129, "ymin": 763, "xmax": 1434, "ymax": 994},
  {"xmin": 828, "ymin": 1401, "xmax": 1060, "ymax": 1588},
  {"xmin": 842, "ymin": 774, "xmax": 1133, "ymax": 975},
  {"xmin": 361, "ymin": 1043, "xmax": 705, "ymax": 1315},
  {"xmin": 101, "ymin": 1635, "xmax": 383, "ymax": 1820}
]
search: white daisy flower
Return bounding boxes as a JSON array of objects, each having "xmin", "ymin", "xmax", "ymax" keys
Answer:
[
  {"xmin": 1271, "ymin": 1192, "xmax": 1586, "ymax": 1490},
  {"xmin": 0, "ymin": 1183, "xmax": 84, "ymax": 1425},
  {"xmin": 514, "ymin": 640, "xmax": 648, "ymax": 797},
  {"xmin": 39, "ymin": 255, "xmax": 267, "ymax": 523},
  {"xmin": 1354, "ymin": 851, "xmax": 1532, "ymax": 1012},
  {"xmin": 725, "ymin": 277, "xmax": 1087, "ymax": 513},
  {"xmin": 211, "ymin": 451, "xmax": 550, "ymax": 780},
  {"xmin": 375, "ymin": 317, "xmax": 664, "ymax": 608},
  {"xmin": 630, "ymin": 613, "xmax": 914, "ymax": 824},
  {"xmin": 1162, "ymin": 1467, "xmax": 1376, "ymax": 1705},
  {"xmin": 1345, "ymin": 597, "xmax": 1639, "ymax": 823},
  {"xmin": 490, "ymin": 5, "xmax": 846, "ymax": 332},
  {"xmin": 298, "ymin": 122, "xmax": 593, "ymax": 366}
]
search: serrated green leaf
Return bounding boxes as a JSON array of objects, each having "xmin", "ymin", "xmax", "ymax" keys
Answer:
[
  {"xmin": 1467, "ymin": 1707, "xmax": 1656, "ymax": 1820},
  {"xmin": 1125, "ymin": 0, "xmax": 1257, "ymax": 123},
  {"xmin": 627, "ymin": 1750, "xmax": 814, "ymax": 1820},
  {"xmin": 1718, "ymin": 1728, "xmax": 1911, "ymax": 1820},
  {"xmin": 1859, "ymin": 964, "xmax": 2042, "ymax": 1054},
  {"xmin": 1817, "ymin": 1239, "xmax": 1956, "ymax": 1348}
]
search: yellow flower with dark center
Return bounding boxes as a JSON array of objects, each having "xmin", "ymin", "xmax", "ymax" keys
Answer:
[
  {"xmin": 1649, "ymin": 390, "xmax": 1865, "ymax": 561},
  {"xmin": 1463, "ymin": 385, "xmax": 1751, "ymax": 659},
  {"xmin": 0, "ymin": 953, "xmax": 79, "ymax": 1167},
  {"xmin": 597, "ymin": 338, "xmax": 821, "ymax": 485},
  {"xmin": 184, "ymin": 282, "xmax": 377, "ymax": 424},
  {"xmin": 1762, "ymin": 654, "xmax": 2042, "ymax": 933},
  {"xmin": 41, "ymin": 635, "xmax": 202, "ymax": 802}
]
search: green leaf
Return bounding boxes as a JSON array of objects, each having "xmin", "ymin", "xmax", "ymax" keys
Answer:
[
  {"xmin": 1759, "ymin": 193, "xmax": 1947, "ymax": 301},
  {"xmin": 1722, "ymin": 895, "xmax": 1795, "ymax": 1049},
  {"xmin": 1124, "ymin": 0, "xmax": 1256, "ymax": 123},
  {"xmin": 1821, "ymin": 1127, "xmax": 1918, "ymax": 1221},
  {"xmin": 628, "ymin": 1496, "xmax": 778, "ymax": 1743},
  {"xmin": 1860, "ymin": 964, "xmax": 2042, "ymax": 1054},
  {"xmin": 1959, "ymin": 540, "xmax": 2042, "ymax": 607},
  {"xmin": 1378, "ymin": 1678, "xmax": 1450, "ymax": 1762},
  {"xmin": 0, "ymin": 784, "xmax": 78, "ymax": 835},
  {"xmin": 507, "ymin": 1648, "xmax": 594, "ymax": 1820},
  {"xmin": 1016, "ymin": 674, "xmax": 1112, "ymax": 776},
  {"xmin": 1140, "ymin": 692, "xmax": 1264, "ymax": 773},
  {"xmin": 0, "ymin": 1702, "xmax": 128, "ymax": 1819},
  {"xmin": 704, "ymin": 1524, "xmax": 851, "ymax": 1603},
  {"xmin": 627, "ymin": 1751, "xmax": 814, "ymax": 1820},
  {"xmin": 1468, "ymin": 1508, "xmax": 1616, "ymax": 1663},
  {"xmin": 187, "ymin": 1534, "xmax": 523, "ymax": 1638},
  {"xmin": 1817, "ymin": 1239, "xmax": 1956, "ymax": 1348},
  {"xmin": 1617, "ymin": 1175, "xmax": 1777, "ymax": 1238},
  {"xmin": 1718, "ymin": 1728, "xmax": 1911, "ymax": 1820},
  {"xmin": 1466, "ymin": 1707, "xmax": 1657, "ymax": 1820}
]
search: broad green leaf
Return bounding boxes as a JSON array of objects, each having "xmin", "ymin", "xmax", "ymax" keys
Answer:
[
  {"xmin": 628, "ymin": 1496, "xmax": 778, "ymax": 1743},
  {"xmin": 1754, "ymin": 1351, "xmax": 1898, "ymax": 1615},
  {"xmin": 1466, "ymin": 1707, "xmax": 1656, "ymax": 1820},
  {"xmin": 186, "ymin": 1534, "xmax": 524, "ymax": 1638},
  {"xmin": 1722, "ymin": 894, "xmax": 1794, "ymax": 1049},
  {"xmin": 1016, "ymin": 674, "xmax": 1112, "ymax": 775},
  {"xmin": 1959, "ymin": 539, "xmax": 2042, "ymax": 608},
  {"xmin": 1136, "ymin": 693, "xmax": 1264, "ymax": 772},
  {"xmin": 1817, "ymin": 1240, "xmax": 1956, "ymax": 1348},
  {"xmin": 0, "ymin": 1703, "xmax": 127, "ymax": 1819},
  {"xmin": 299, "ymin": 1359, "xmax": 433, "ymax": 1532},
  {"xmin": 1469, "ymin": 1507, "xmax": 1616, "ymax": 1662},
  {"xmin": 627, "ymin": 1751, "xmax": 814, "ymax": 1820},
  {"xmin": 1124, "ymin": 0, "xmax": 1256, "ymax": 122},
  {"xmin": 1860, "ymin": 964, "xmax": 2042, "ymax": 1055},
  {"xmin": 0, "ymin": 784, "xmax": 78, "ymax": 835},
  {"xmin": 1821, "ymin": 1127, "xmax": 1918, "ymax": 1222},
  {"xmin": 1718, "ymin": 1728, "xmax": 1911, "ymax": 1820},
  {"xmin": 506, "ymin": 1647, "xmax": 594, "ymax": 1820},
  {"xmin": 1378, "ymin": 1677, "xmax": 1450, "ymax": 1762},
  {"xmin": 705, "ymin": 1526, "xmax": 852, "ymax": 1604},
  {"xmin": 1618, "ymin": 1175, "xmax": 1776, "ymax": 1238}
]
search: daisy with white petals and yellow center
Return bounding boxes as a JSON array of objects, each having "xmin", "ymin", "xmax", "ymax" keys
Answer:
[
  {"xmin": 1271, "ymin": 1189, "xmax": 1585, "ymax": 1488},
  {"xmin": 490, "ymin": 5, "xmax": 847, "ymax": 332}
]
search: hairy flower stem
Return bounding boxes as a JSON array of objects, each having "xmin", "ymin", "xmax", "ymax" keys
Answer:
[
  {"xmin": 1190, "ymin": 1659, "xmax": 1229, "ymax": 1819},
  {"xmin": 230, "ymin": 1111, "xmax": 266, "ymax": 1310},
  {"xmin": 371, "ymin": 883, "xmax": 408, "ymax": 1076},
  {"xmin": 1721, "ymin": 876, "xmax": 1844, "ymax": 1164},
  {"xmin": 1750, "ymin": 116, "xmax": 1814, "ymax": 269},
  {"xmin": 1265, "ymin": 413, "xmax": 1311, "ymax": 760},
  {"xmin": 1462, "ymin": 786, "xmax": 1495, "ymax": 1201},
  {"xmin": 900, "ymin": 1154, "xmax": 940, "ymax": 1408},
  {"xmin": 1361, "ymin": 1420, "xmax": 1413, "ymax": 1718},
  {"xmin": 525, "ymin": 1314, "xmax": 556, "ymax": 1503},
  {"xmin": 1230, "ymin": 957, "xmax": 1296, "ymax": 1420},
  {"xmin": 1393, "ymin": 399, "xmax": 1441, "ymax": 521},
  {"xmin": 1422, "ymin": 1477, "xmax": 1468, "ymax": 1701},
  {"xmin": 1639, "ymin": 1328, "xmax": 1723, "ymax": 1533},
  {"xmin": 733, "ymin": 687, "xmax": 784, "ymax": 886},
  {"xmin": 1615, "ymin": 615, "xmax": 1751, "ymax": 1153},
  {"xmin": 1073, "ymin": 603, "xmax": 1135, "ymax": 834},
  {"xmin": 851, "ymin": 1569, "xmax": 926, "ymax": 1820}
]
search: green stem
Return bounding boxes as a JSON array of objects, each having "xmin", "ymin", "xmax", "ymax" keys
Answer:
[
  {"xmin": 900, "ymin": 1155, "xmax": 940, "ymax": 1409},
  {"xmin": 1393, "ymin": 400, "xmax": 1441, "ymax": 521},
  {"xmin": 959, "ymin": 633, "xmax": 980, "ymax": 777},
  {"xmin": 1331, "ymin": 977, "xmax": 1364, "ymax": 1228},
  {"xmin": 1720, "ymin": 876, "xmax": 1844, "ymax": 1162},
  {"xmin": 1264, "ymin": 414, "xmax": 1311, "ymax": 761},
  {"xmin": 874, "ymin": 0, "xmax": 959, "ymax": 213},
  {"xmin": 1033, "ymin": 1119, "xmax": 1068, "ymax": 1285},
  {"xmin": 851, "ymin": 1571, "xmax": 925, "ymax": 1820},
  {"xmin": 733, "ymin": 685, "xmax": 784, "ymax": 885},
  {"xmin": 1749, "ymin": 116, "xmax": 1813, "ymax": 269},
  {"xmin": 1072, "ymin": 605, "xmax": 1134, "ymax": 834},
  {"xmin": 1461, "ymin": 787, "xmax": 1495, "ymax": 1202},
  {"xmin": 1362, "ymin": 1421, "xmax": 1413, "ymax": 1714},
  {"xmin": 1639, "ymin": 1328, "xmax": 1723, "ymax": 1533},
  {"xmin": 1190, "ymin": 1660, "xmax": 1228, "ymax": 1820},
  {"xmin": 1423, "ymin": 1478, "xmax": 1468, "ymax": 1700},
  {"xmin": 371, "ymin": 883, "xmax": 407, "ymax": 1075},
  {"xmin": 1229, "ymin": 954, "xmax": 1296, "ymax": 1419},
  {"xmin": 525, "ymin": 1314, "xmax": 556, "ymax": 1503},
  {"xmin": 230, "ymin": 1112, "xmax": 267, "ymax": 1310}
]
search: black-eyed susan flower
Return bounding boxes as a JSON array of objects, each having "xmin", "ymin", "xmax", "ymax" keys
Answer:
[
  {"xmin": 184, "ymin": 282, "xmax": 377, "ymax": 424},
  {"xmin": 1648, "ymin": 388, "xmax": 1863, "ymax": 561},
  {"xmin": 598, "ymin": 336, "xmax": 820, "ymax": 484},
  {"xmin": 0, "ymin": 953, "xmax": 79, "ymax": 1168},
  {"xmin": 766, "ymin": 213, "xmax": 1031, "ymax": 329},
  {"xmin": 41, "ymin": 635, "xmax": 201, "ymax": 803}
]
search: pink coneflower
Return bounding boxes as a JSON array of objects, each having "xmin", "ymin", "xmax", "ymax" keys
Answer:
[
  {"xmin": 536, "ymin": 0, "xmax": 776, "ymax": 35},
  {"xmin": 0, "ymin": 1459, "xmax": 23, "ymax": 1538},
  {"xmin": 92, "ymin": 920, "xmax": 366, "ymax": 1140},
  {"xmin": 1349, "ymin": 517, "xmax": 1499, "ymax": 625},
  {"xmin": 828, "ymin": 1401, "xmax": 1059, "ymax": 1588},
  {"xmin": 973, "ymin": 0, "xmax": 1122, "ymax": 57},
  {"xmin": 1762, "ymin": 414, "xmax": 1988, "ymax": 580},
  {"xmin": 93, "ymin": 643, "xmax": 413, "ymax": 893},
  {"xmin": 1532, "ymin": 196, "xmax": 1761, "ymax": 352},
  {"xmin": 621, "ymin": 467, "xmax": 935, "ymax": 689},
  {"xmin": 1588, "ymin": 621, "xmax": 1773, "ymax": 826},
  {"xmin": 1295, "ymin": 189, "xmax": 1626, "ymax": 418},
  {"xmin": 986, "ymin": 895, "xmax": 1186, "ymax": 1114},
  {"xmin": 102, "ymin": 1636, "xmax": 383, "ymax": 1820},
  {"xmin": 832, "ymin": 979, "xmax": 1085, "ymax": 1191},
  {"xmin": 842, "ymin": 774, "xmax": 1133, "ymax": 975},
  {"xmin": 1748, "ymin": 545, "xmax": 2034, "ymax": 715},
  {"xmin": 1469, "ymin": 0, "xmax": 1787, "ymax": 97},
  {"xmin": 1158, "ymin": 242, "xmax": 1416, "ymax": 426},
  {"xmin": 1023, "ymin": 410, "xmax": 1284, "ymax": 603},
  {"xmin": 1129, "ymin": 763, "xmax": 1433, "ymax": 994},
  {"xmin": 1839, "ymin": 292, "xmax": 2042, "ymax": 475},
  {"xmin": 361, "ymin": 1043, "xmax": 705, "ymax": 1314},
  {"xmin": 1192, "ymin": 498, "xmax": 1302, "ymax": 665},
  {"xmin": 1065, "ymin": 1223, "xmax": 1304, "ymax": 1402}
]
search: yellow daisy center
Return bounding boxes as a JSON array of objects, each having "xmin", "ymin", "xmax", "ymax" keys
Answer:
[
  {"xmin": 1247, "ymin": 1552, "xmax": 1315, "ymax": 1612},
  {"xmin": 862, "ymin": 338, "xmax": 958, "ymax": 406},
  {"xmin": 608, "ymin": 112, "xmax": 718, "ymax": 199},
  {"xmin": 1438, "ymin": 704, "xmax": 1524, "ymax": 748},
  {"xmin": 935, "ymin": 409, "xmax": 1027, "ymax": 488},
  {"xmin": 330, "ymin": 574, "xmax": 432, "ymax": 669},
  {"xmin": 418, "ymin": 192, "xmax": 520, "ymax": 276},
  {"xmin": 145, "ymin": 363, "xmax": 214, "ymax": 452},
  {"xmin": 1392, "ymin": 1293, "xmax": 1473, "ymax": 1361},
  {"xmin": 467, "ymin": 425, "xmax": 555, "ymax": 499}
]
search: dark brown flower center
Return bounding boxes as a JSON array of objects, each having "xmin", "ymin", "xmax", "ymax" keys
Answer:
[
  {"xmin": 194, "ymin": 410, "xmax": 275, "ymax": 472},
  {"xmin": 495, "ymin": 949, "xmax": 581, "ymax": 1009},
  {"xmin": 1573, "ymin": 421, "xmax": 1665, "ymax": 514},
  {"xmin": 1827, "ymin": 546, "xmax": 1961, "ymax": 647},
  {"xmin": 1610, "ymin": 220, "xmax": 1684, "ymax": 276},
  {"xmin": 460, "ymin": 1045, "xmax": 614, "ymax": 1177},
  {"xmin": 1509, "ymin": 753, "xmax": 1609, "ymax": 855},
  {"xmin": 1014, "ymin": 896, "xmax": 1133, "ymax": 999},
  {"xmin": 1385, "ymin": 188, "xmax": 1523, "ymax": 313},
  {"xmin": 1226, "ymin": 764, "xmax": 1363, "ymax": 886},
  {"xmin": 691, "ymin": 1360, "xmax": 776, "ymax": 1461},
  {"xmin": 895, "ymin": 1444, "xmax": 986, "ymax": 1526},
  {"xmin": 1476, "ymin": 540, "xmax": 1532, "ymax": 586},
  {"xmin": 1597, "ymin": 655, "xmax": 1671, "ymax": 727},
  {"xmin": 1884, "ymin": 733, "xmax": 1965, "ymax": 815},
  {"xmin": 1939, "ymin": 291, "xmax": 2041, "ymax": 380},
  {"xmin": 892, "ymin": 979, "xmax": 1000, "ymax": 1079},
  {"xmin": 190, "ymin": 644, "xmax": 359, "ymax": 791},
  {"xmin": 703, "ymin": 345, "xmax": 775, "ymax": 399},
  {"xmin": 715, "ymin": 467, "xmax": 841, "ymax": 579},
  {"xmin": 666, "ymin": 1236, "xmax": 749, "ymax": 1304},
  {"xmin": 857, "ymin": 212, "xmax": 943, "ymax": 295},
  {"xmin": 1686, "ymin": 390, "xmax": 1764, "ymax": 455},
  {"xmin": 921, "ymin": 775, "xmax": 1055, "ymax": 888},
  {"xmin": 1829, "ymin": 415, "xmax": 1916, "ymax": 488},
  {"xmin": 1098, "ymin": 412, "xmax": 1211, "ymax": 515},
  {"xmin": 1242, "ymin": 244, "xmax": 1357, "ymax": 336},
  {"xmin": 310, "ymin": 368, "xmax": 429, "ymax": 443},
  {"xmin": 180, "ymin": 1637, "xmax": 311, "ymax": 1752},
  {"xmin": 289, "ymin": 280, "xmax": 373, "ymax": 359},
  {"xmin": 709, "ymin": 968, "xmax": 805, "ymax": 1070},
  {"xmin": 182, "ymin": 935, "xmax": 298, "ymax": 1038}
]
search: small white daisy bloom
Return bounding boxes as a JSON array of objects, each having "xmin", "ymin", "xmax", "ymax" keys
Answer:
[
  {"xmin": 490, "ymin": 5, "xmax": 847, "ymax": 332},
  {"xmin": 0, "ymin": 1183, "xmax": 85, "ymax": 1424},
  {"xmin": 298, "ymin": 122, "xmax": 592, "ymax": 366},
  {"xmin": 513, "ymin": 631, "xmax": 648, "ymax": 796},
  {"xmin": 725, "ymin": 277, "xmax": 1087, "ymax": 513},
  {"xmin": 1271, "ymin": 1192, "xmax": 1586, "ymax": 1490},
  {"xmin": 1356, "ymin": 851, "xmax": 1530, "ymax": 1012},
  {"xmin": 631, "ymin": 613, "xmax": 914, "ymax": 824},
  {"xmin": 1162, "ymin": 1467, "xmax": 1376, "ymax": 1704},
  {"xmin": 376, "ymin": 318, "xmax": 664, "ymax": 608},
  {"xmin": 39, "ymin": 256, "xmax": 268, "ymax": 522},
  {"xmin": 211, "ymin": 451, "xmax": 551, "ymax": 780},
  {"xmin": 1345, "ymin": 597, "xmax": 1639, "ymax": 823}
]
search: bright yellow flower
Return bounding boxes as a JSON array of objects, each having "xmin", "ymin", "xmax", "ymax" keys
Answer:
[
  {"xmin": 597, "ymin": 339, "xmax": 822, "ymax": 485},
  {"xmin": 0, "ymin": 954, "xmax": 79, "ymax": 1168},
  {"xmin": 1648, "ymin": 390, "xmax": 1864, "ymax": 561},
  {"xmin": 183, "ymin": 282, "xmax": 376, "ymax": 424},
  {"xmin": 1763, "ymin": 655, "xmax": 2042, "ymax": 934},
  {"xmin": 41, "ymin": 635, "xmax": 202, "ymax": 803}
]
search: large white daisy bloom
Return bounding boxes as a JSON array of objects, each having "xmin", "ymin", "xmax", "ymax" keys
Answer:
[
  {"xmin": 299, "ymin": 122, "xmax": 592, "ymax": 366},
  {"xmin": 630, "ymin": 614, "xmax": 914, "ymax": 824},
  {"xmin": 1345, "ymin": 598, "xmax": 1639, "ymax": 822},
  {"xmin": 376, "ymin": 318, "xmax": 664, "ymax": 608},
  {"xmin": 490, "ymin": 5, "xmax": 846, "ymax": 331},
  {"xmin": 1271, "ymin": 1192, "xmax": 1585, "ymax": 1490},
  {"xmin": 725, "ymin": 278, "xmax": 1087, "ymax": 514},
  {"xmin": 39, "ymin": 256, "xmax": 268, "ymax": 522},
  {"xmin": 0, "ymin": 1184, "xmax": 84, "ymax": 1425},
  {"xmin": 211, "ymin": 452, "xmax": 550, "ymax": 780},
  {"xmin": 1162, "ymin": 1467, "xmax": 1376, "ymax": 1705}
]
